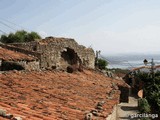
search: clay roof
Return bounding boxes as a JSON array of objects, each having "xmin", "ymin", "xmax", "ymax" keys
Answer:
[
  {"xmin": 0, "ymin": 70, "xmax": 127, "ymax": 120},
  {"xmin": 131, "ymin": 66, "xmax": 148, "ymax": 71},
  {"xmin": 0, "ymin": 47, "xmax": 36, "ymax": 61},
  {"xmin": 131, "ymin": 65, "xmax": 160, "ymax": 71},
  {"xmin": 155, "ymin": 65, "xmax": 160, "ymax": 69}
]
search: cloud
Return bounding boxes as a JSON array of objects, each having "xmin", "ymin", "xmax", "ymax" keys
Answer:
[{"xmin": 78, "ymin": 24, "xmax": 160, "ymax": 55}]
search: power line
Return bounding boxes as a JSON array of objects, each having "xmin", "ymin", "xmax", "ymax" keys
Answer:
[
  {"xmin": 0, "ymin": 29, "xmax": 7, "ymax": 34},
  {"xmin": 0, "ymin": 18, "xmax": 27, "ymax": 30},
  {"xmin": 122, "ymin": 60, "xmax": 134, "ymax": 68},
  {"xmin": 0, "ymin": 18, "xmax": 31, "ymax": 35},
  {"xmin": 0, "ymin": 20, "xmax": 17, "ymax": 31}
]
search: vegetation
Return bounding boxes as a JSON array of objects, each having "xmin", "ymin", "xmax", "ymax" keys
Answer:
[
  {"xmin": 108, "ymin": 68, "xmax": 130, "ymax": 74},
  {"xmin": 138, "ymin": 98, "xmax": 151, "ymax": 113},
  {"xmin": 136, "ymin": 71, "xmax": 160, "ymax": 119},
  {"xmin": 0, "ymin": 30, "xmax": 41, "ymax": 43},
  {"xmin": 97, "ymin": 58, "xmax": 108, "ymax": 70}
]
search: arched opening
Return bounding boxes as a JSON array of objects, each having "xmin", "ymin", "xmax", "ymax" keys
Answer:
[
  {"xmin": 60, "ymin": 48, "xmax": 80, "ymax": 71},
  {"xmin": 61, "ymin": 48, "xmax": 79, "ymax": 65}
]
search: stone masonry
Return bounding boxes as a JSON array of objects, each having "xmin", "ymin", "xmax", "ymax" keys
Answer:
[
  {"xmin": 9, "ymin": 37, "xmax": 95, "ymax": 71},
  {"xmin": 0, "ymin": 46, "xmax": 40, "ymax": 71}
]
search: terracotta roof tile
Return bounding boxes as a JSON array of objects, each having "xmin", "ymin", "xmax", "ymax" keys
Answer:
[
  {"xmin": 0, "ymin": 47, "xmax": 36, "ymax": 61},
  {"xmin": 0, "ymin": 70, "xmax": 124, "ymax": 120}
]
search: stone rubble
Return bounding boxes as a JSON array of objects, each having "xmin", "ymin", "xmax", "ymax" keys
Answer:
[{"xmin": 0, "ymin": 108, "xmax": 22, "ymax": 120}]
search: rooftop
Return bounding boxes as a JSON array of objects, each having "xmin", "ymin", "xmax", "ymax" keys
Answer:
[
  {"xmin": 0, "ymin": 70, "xmax": 127, "ymax": 120},
  {"xmin": 131, "ymin": 65, "xmax": 160, "ymax": 72},
  {"xmin": 0, "ymin": 47, "xmax": 36, "ymax": 61}
]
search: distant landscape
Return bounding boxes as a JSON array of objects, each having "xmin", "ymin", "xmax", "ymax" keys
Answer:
[{"xmin": 106, "ymin": 53, "xmax": 160, "ymax": 69}]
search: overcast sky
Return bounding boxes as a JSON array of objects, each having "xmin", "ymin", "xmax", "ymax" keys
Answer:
[{"xmin": 1, "ymin": 0, "xmax": 160, "ymax": 55}]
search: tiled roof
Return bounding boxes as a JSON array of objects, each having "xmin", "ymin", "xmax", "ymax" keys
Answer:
[
  {"xmin": 131, "ymin": 65, "xmax": 160, "ymax": 71},
  {"xmin": 0, "ymin": 47, "xmax": 36, "ymax": 61},
  {"xmin": 0, "ymin": 70, "xmax": 126, "ymax": 120}
]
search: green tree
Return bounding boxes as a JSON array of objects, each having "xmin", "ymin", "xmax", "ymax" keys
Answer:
[
  {"xmin": 25, "ymin": 31, "xmax": 41, "ymax": 42},
  {"xmin": 0, "ymin": 34, "xmax": 8, "ymax": 43},
  {"xmin": 136, "ymin": 72, "xmax": 160, "ymax": 115},
  {"xmin": 8, "ymin": 33, "xmax": 20, "ymax": 43},
  {"xmin": 0, "ymin": 30, "xmax": 41, "ymax": 43},
  {"xmin": 15, "ymin": 30, "xmax": 28, "ymax": 42},
  {"xmin": 97, "ymin": 58, "xmax": 108, "ymax": 70}
]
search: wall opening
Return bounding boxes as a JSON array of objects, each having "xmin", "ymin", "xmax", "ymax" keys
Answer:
[
  {"xmin": 60, "ymin": 48, "xmax": 81, "ymax": 72},
  {"xmin": 1, "ymin": 61, "xmax": 25, "ymax": 71},
  {"xmin": 118, "ymin": 85, "xmax": 130, "ymax": 103},
  {"xmin": 61, "ymin": 48, "xmax": 79, "ymax": 65},
  {"xmin": 33, "ymin": 46, "xmax": 37, "ymax": 51}
]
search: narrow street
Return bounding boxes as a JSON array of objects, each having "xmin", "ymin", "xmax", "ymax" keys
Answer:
[{"xmin": 117, "ymin": 96, "xmax": 139, "ymax": 120}]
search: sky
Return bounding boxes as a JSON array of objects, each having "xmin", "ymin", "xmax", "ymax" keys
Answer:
[{"xmin": 1, "ymin": 0, "xmax": 160, "ymax": 55}]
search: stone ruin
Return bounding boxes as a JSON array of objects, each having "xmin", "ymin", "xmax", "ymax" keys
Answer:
[
  {"xmin": 0, "ymin": 37, "xmax": 95, "ymax": 72},
  {"xmin": 0, "ymin": 46, "xmax": 39, "ymax": 72}
]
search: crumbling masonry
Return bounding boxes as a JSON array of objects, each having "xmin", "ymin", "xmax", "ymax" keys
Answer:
[{"xmin": 0, "ymin": 37, "xmax": 95, "ymax": 71}]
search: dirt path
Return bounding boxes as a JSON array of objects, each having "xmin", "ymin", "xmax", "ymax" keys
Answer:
[{"xmin": 117, "ymin": 96, "xmax": 139, "ymax": 120}]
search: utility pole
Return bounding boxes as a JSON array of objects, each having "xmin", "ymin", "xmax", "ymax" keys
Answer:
[
  {"xmin": 151, "ymin": 58, "xmax": 155, "ymax": 79},
  {"xmin": 143, "ymin": 58, "xmax": 155, "ymax": 78}
]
